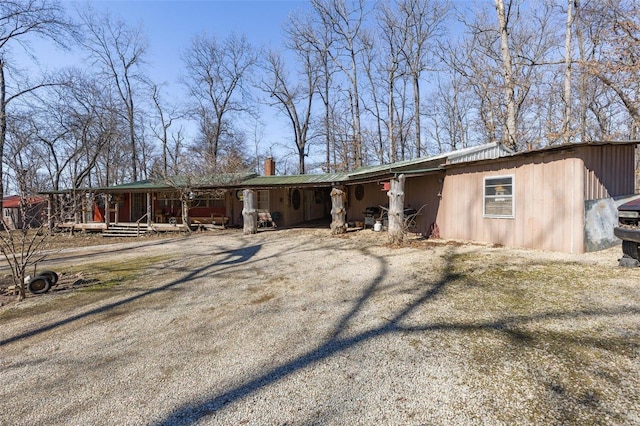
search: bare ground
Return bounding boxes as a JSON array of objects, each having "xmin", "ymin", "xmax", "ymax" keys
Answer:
[{"xmin": 0, "ymin": 228, "xmax": 639, "ymax": 425}]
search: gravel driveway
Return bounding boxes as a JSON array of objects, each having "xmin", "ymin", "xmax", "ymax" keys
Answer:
[{"xmin": 1, "ymin": 228, "xmax": 639, "ymax": 425}]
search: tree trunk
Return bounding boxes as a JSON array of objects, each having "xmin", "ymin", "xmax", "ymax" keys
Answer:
[
  {"xmin": 242, "ymin": 189, "xmax": 257, "ymax": 234},
  {"xmin": 562, "ymin": 0, "xmax": 575, "ymax": 144},
  {"xmin": 181, "ymin": 197, "xmax": 191, "ymax": 231},
  {"xmin": 330, "ymin": 187, "xmax": 346, "ymax": 235},
  {"xmin": 495, "ymin": 0, "xmax": 518, "ymax": 151},
  {"xmin": 389, "ymin": 68, "xmax": 396, "ymax": 163},
  {"xmin": 413, "ymin": 74, "xmax": 421, "ymax": 157},
  {"xmin": 0, "ymin": 60, "xmax": 6, "ymax": 215},
  {"xmin": 387, "ymin": 174, "xmax": 405, "ymax": 244}
]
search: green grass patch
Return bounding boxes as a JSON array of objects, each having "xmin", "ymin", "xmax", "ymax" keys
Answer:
[{"xmin": 67, "ymin": 255, "xmax": 172, "ymax": 292}]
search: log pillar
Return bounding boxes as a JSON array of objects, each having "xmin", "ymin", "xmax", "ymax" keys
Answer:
[
  {"xmin": 330, "ymin": 187, "xmax": 347, "ymax": 235},
  {"xmin": 387, "ymin": 174, "xmax": 406, "ymax": 244},
  {"xmin": 242, "ymin": 189, "xmax": 257, "ymax": 234}
]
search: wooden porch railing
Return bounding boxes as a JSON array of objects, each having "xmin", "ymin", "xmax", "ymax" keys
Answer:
[{"xmin": 135, "ymin": 213, "xmax": 148, "ymax": 237}]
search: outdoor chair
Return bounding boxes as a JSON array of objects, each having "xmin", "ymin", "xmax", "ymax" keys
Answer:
[{"xmin": 257, "ymin": 209, "xmax": 277, "ymax": 229}]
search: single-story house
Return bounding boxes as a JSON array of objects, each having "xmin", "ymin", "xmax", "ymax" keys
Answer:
[{"xmin": 44, "ymin": 141, "xmax": 638, "ymax": 253}]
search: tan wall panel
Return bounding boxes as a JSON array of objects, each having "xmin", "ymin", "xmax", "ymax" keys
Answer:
[
  {"xmin": 437, "ymin": 154, "xmax": 585, "ymax": 253},
  {"xmin": 346, "ymin": 182, "xmax": 389, "ymax": 222},
  {"xmin": 404, "ymin": 174, "xmax": 445, "ymax": 235},
  {"xmin": 285, "ymin": 188, "xmax": 305, "ymax": 225}
]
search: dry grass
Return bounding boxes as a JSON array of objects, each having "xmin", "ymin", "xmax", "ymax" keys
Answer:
[{"xmin": 0, "ymin": 229, "xmax": 638, "ymax": 424}]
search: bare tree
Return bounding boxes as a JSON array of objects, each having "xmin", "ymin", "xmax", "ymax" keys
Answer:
[
  {"xmin": 261, "ymin": 47, "xmax": 317, "ymax": 174},
  {"xmin": 0, "ymin": 0, "xmax": 71, "ymax": 212},
  {"xmin": 395, "ymin": 0, "xmax": 449, "ymax": 156},
  {"xmin": 150, "ymin": 84, "xmax": 184, "ymax": 177},
  {"xmin": 359, "ymin": 29, "xmax": 387, "ymax": 164},
  {"xmin": 286, "ymin": 10, "xmax": 337, "ymax": 172},
  {"xmin": 182, "ymin": 32, "xmax": 257, "ymax": 172},
  {"xmin": 374, "ymin": 3, "xmax": 406, "ymax": 163},
  {"xmin": 77, "ymin": 6, "xmax": 149, "ymax": 182},
  {"xmin": 448, "ymin": 1, "xmax": 560, "ymax": 150},
  {"xmin": 494, "ymin": 0, "xmax": 518, "ymax": 150},
  {"xmin": 311, "ymin": 0, "xmax": 366, "ymax": 169},
  {"xmin": 562, "ymin": 0, "xmax": 576, "ymax": 144},
  {"xmin": 1, "ymin": 124, "xmax": 51, "ymax": 300},
  {"xmin": 29, "ymin": 69, "xmax": 118, "ymax": 192},
  {"xmin": 425, "ymin": 73, "xmax": 472, "ymax": 153},
  {"xmin": 578, "ymin": 0, "xmax": 640, "ymax": 138}
]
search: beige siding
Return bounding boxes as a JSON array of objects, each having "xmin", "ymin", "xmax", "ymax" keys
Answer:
[
  {"xmin": 437, "ymin": 154, "xmax": 585, "ymax": 253},
  {"xmin": 404, "ymin": 175, "xmax": 444, "ymax": 235},
  {"xmin": 346, "ymin": 182, "xmax": 389, "ymax": 222},
  {"xmin": 343, "ymin": 177, "xmax": 442, "ymax": 233},
  {"xmin": 280, "ymin": 188, "xmax": 305, "ymax": 226}
]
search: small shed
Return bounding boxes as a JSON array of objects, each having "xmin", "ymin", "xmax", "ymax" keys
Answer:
[
  {"xmin": 2, "ymin": 195, "xmax": 47, "ymax": 230},
  {"xmin": 436, "ymin": 141, "xmax": 637, "ymax": 253}
]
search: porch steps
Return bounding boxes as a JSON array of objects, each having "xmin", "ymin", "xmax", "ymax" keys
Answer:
[{"xmin": 102, "ymin": 224, "xmax": 150, "ymax": 237}]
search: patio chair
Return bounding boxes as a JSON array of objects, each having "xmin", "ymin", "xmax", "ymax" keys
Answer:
[{"xmin": 257, "ymin": 209, "xmax": 277, "ymax": 229}]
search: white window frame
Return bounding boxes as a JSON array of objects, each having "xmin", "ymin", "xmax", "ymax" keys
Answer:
[{"xmin": 483, "ymin": 175, "xmax": 515, "ymax": 218}]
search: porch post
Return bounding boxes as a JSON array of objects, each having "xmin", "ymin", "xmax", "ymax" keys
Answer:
[
  {"xmin": 47, "ymin": 194, "xmax": 54, "ymax": 231},
  {"xmin": 147, "ymin": 192, "xmax": 152, "ymax": 227},
  {"xmin": 103, "ymin": 194, "xmax": 110, "ymax": 230},
  {"xmin": 242, "ymin": 189, "xmax": 257, "ymax": 234},
  {"xmin": 330, "ymin": 186, "xmax": 346, "ymax": 235},
  {"xmin": 387, "ymin": 174, "xmax": 406, "ymax": 244},
  {"xmin": 73, "ymin": 192, "xmax": 79, "ymax": 224}
]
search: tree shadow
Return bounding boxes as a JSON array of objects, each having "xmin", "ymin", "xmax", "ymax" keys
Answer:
[
  {"xmin": 0, "ymin": 236, "xmax": 187, "ymax": 275},
  {"xmin": 153, "ymin": 249, "xmax": 456, "ymax": 425},
  {"xmin": 152, "ymin": 247, "xmax": 640, "ymax": 425},
  {"xmin": 0, "ymin": 243, "xmax": 265, "ymax": 347}
]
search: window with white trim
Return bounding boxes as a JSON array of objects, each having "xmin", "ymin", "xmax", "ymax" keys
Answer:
[{"xmin": 484, "ymin": 176, "xmax": 514, "ymax": 218}]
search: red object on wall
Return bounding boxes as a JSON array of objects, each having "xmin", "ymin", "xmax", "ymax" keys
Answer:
[
  {"xmin": 381, "ymin": 182, "xmax": 390, "ymax": 191},
  {"xmin": 94, "ymin": 203, "xmax": 104, "ymax": 222}
]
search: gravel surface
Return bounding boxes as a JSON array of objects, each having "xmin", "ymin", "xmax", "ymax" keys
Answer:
[{"xmin": 0, "ymin": 228, "xmax": 639, "ymax": 425}]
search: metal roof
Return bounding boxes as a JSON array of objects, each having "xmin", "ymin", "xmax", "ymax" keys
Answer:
[
  {"xmin": 241, "ymin": 172, "xmax": 349, "ymax": 187},
  {"xmin": 73, "ymin": 173, "xmax": 258, "ymax": 192},
  {"xmin": 445, "ymin": 142, "xmax": 514, "ymax": 164},
  {"xmin": 42, "ymin": 141, "xmax": 638, "ymax": 195}
]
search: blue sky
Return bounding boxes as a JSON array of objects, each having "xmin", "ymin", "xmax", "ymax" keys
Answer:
[
  {"xmin": 13, "ymin": 1, "xmax": 312, "ymax": 171},
  {"xmin": 88, "ymin": 0, "xmax": 308, "ymax": 87}
]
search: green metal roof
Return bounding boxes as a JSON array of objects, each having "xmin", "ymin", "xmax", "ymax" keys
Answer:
[
  {"xmin": 241, "ymin": 172, "xmax": 349, "ymax": 187},
  {"xmin": 42, "ymin": 142, "xmax": 547, "ymax": 195},
  {"xmin": 82, "ymin": 173, "xmax": 258, "ymax": 192}
]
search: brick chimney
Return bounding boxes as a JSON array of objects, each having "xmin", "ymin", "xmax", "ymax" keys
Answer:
[{"xmin": 264, "ymin": 157, "xmax": 276, "ymax": 176}]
